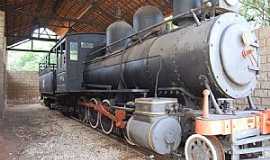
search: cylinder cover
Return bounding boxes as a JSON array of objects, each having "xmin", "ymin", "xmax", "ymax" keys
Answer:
[
  {"xmin": 127, "ymin": 116, "xmax": 182, "ymax": 155},
  {"xmin": 106, "ymin": 21, "xmax": 133, "ymax": 53},
  {"xmin": 126, "ymin": 98, "xmax": 181, "ymax": 154}
]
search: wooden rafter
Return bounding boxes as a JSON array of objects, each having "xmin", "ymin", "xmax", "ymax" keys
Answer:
[{"xmin": 4, "ymin": 0, "xmax": 172, "ymax": 45}]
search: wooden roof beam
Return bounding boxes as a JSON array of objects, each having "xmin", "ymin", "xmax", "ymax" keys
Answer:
[
  {"xmin": 52, "ymin": 0, "xmax": 65, "ymax": 14},
  {"xmin": 68, "ymin": 0, "xmax": 107, "ymax": 33},
  {"xmin": 57, "ymin": 0, "xmax": 106, "ymax": 35},
  {"xmin": 4, "ymin": 5, "xmax": 95, "ymax": 25}
]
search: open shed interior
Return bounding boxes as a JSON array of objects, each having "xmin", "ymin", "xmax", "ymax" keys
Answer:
[{"xmin": 1, "ymin": 1, "xmax": 270, "ymax": 160}]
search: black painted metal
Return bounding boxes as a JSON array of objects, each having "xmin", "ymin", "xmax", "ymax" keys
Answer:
[
  {"xmin": 54, "ymin": 33, "xmax": 106, "ymax": 93},
  {"xmin": 39, "ymin": 68, "xmax": 56, "ymax": 95},
  {"xmin": 83, "ymin": 20, "xmax": 215, "ymax": 97}
]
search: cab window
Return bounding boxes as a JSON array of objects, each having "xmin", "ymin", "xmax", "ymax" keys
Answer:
[
  {"xmin": 57, "ymin": 46, "xmax": 61, "ymax": 69},
  {"xmin": 61, "ymin": 42, "xmax": 66, "ymax": 64},
  {"xmin": 70, "ymin": 42, "xmax": 78, "ymax": 61}
]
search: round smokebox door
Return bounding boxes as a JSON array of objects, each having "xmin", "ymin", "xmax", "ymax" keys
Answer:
[{"xmin": 220, "ymin": 23, "xmax": 258, "ymax": 86}]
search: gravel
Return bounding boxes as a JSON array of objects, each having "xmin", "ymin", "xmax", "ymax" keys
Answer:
[{"xmin": 0, "ymin": 104, "xmax": 149, "ymax": 160}]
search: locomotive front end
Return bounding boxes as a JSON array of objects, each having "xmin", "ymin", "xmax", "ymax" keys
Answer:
[{"xmin": 207, "ymin": 13, "xmax": 259, "ymax": 99}]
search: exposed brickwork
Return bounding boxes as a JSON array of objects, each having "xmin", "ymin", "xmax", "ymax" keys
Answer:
[
  {"xmin": 0, "ymin": 11, "xmax": 6, "ymax": 118},
  {"xmin": 235, "ymin": 27, "xmax": 270, "ymax": 109},
  {"xmin": 7, "ymin": 71, "xmax": 40, "ymax": 105}
]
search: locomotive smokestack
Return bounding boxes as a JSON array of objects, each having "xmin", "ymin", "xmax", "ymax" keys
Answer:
[{"xmin": 172, "ymin": 0, "xmax": 201, "ymax": 26}]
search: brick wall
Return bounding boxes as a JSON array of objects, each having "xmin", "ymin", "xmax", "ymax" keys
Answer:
[
  {"xmin": 234, "ymin": 27, "xmax": 270, "ymax": 109},
  {"xmin": 7, "ymin": 71, "xmax": 40, "ymax": 105},
  {"xmin": 0, "ymin": 11, "xmax": 6, "ymax": 118}
]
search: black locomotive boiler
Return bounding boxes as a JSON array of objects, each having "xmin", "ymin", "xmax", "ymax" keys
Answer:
[{"xmin": 39, "ymin": 1, "xmax": 270, "ymax": 159}]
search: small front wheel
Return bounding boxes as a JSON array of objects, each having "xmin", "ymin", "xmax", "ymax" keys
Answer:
[{"xmin": 185, "ymin": 134, "xmax": 225, "ymax": 160}]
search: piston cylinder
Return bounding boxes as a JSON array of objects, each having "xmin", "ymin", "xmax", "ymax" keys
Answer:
[{"xmin": 126, "ymin": 98, "xmax": 182, "ymax": 154}]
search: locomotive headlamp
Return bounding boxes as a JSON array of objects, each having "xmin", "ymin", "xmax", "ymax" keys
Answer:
[{"xmin": 225, "ymin": 0, "xmax": 238, "ymax": 6}]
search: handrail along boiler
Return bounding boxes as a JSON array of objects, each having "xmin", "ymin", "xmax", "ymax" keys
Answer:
[{"xmin": 39, "ymin": 0, "xmax": 270, "ymax": 159}]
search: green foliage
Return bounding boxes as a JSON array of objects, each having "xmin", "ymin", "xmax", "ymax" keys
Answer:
[
  {"xmin": 240, "ymin": 0, "xmax": 270, "ymax": 26},
  {"xmin": 8, "ymin": 40, "xmax": 55, "ymax": 71},
  {"xmin": 8, "ymin": 52, "xmax": 47, "ymax": 71}
]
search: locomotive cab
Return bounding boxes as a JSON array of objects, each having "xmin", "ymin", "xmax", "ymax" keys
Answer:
[
  {"xmin": 55, "ymin": 33, "xmax": 105, "ymax": 93},
  {"xmin": 39, "ymin": 51, "xmax": 57, "ymax": 107}
]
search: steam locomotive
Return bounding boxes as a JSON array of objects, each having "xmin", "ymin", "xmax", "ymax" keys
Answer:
[{"xmin": 39, "ymin": 0, "xmax": 270, "ymax": 159}]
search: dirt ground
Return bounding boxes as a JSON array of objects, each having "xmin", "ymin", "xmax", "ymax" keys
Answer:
[{"xmin": 0, "ymin": 104, "xmax": 169, "ymax": 160}]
